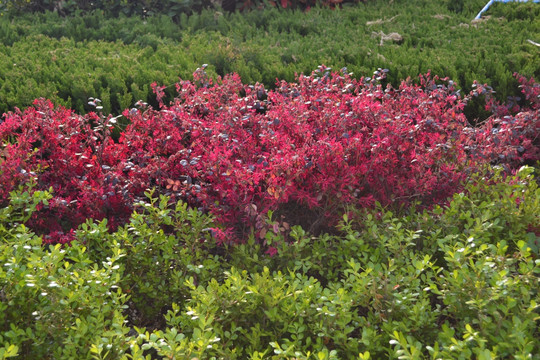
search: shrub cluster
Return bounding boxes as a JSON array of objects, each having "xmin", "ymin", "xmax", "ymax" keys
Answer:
[
  {"xmin": 0, "ymin": 1, "xmax": 538, "ymax": 118},
  {"xmin": 1, "ymin": 166, "xmax": 539, "ymax": 358},
  {"xmin": 0, "ymin": 0, "xmax": 362, "ymax": 16},
  {"xmin": 0, "ymin": 0, "xmax": 215, "ymax": 17},
  {"xmin": 0, "ymin": 185, "xmax": 130, "ymax": 359},
  {"xmin": 1, "ymin": 68, "xmax": 538, "ymax": 245},
  {"xmin": 0, "ymin": 34, "xmax": 198, "ymax": 115}
]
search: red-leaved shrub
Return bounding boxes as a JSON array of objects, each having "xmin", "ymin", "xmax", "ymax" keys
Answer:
[{"xmin": 1, "ymin": 67, "xmax": 538, "ymax": 245}]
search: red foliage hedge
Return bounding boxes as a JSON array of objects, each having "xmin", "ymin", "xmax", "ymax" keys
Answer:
[{"xmin": 1, "ymin": 67, "xmax": 538, "ymax": 244}]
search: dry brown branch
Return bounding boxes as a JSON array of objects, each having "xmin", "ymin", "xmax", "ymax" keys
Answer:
[
  {"xmin": 372, "ymin": 31, "xmax": 403, "ymax": 46},
  {"xmin": 366, "ymin": 15, "xmax": 399, "ymax": 26}
]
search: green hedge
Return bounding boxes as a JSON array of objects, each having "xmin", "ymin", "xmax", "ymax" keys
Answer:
[
  {"xmin": 0, "ymin": 0, "xmax": 360, "ymax": 17},
  {"xmin": 0, "ymin": 0, "xmax": 216, "ymax": 17},
  {"xmin": 0, "ymin": 34, "xmax": 199, "ymax": 114},
  {"xmin": 0, "ymin": 1, "xmax": 538, "ymax": 118},
  {"xmin": 1, "ymin": 166, "xmax": 539, "ymax": 359}
]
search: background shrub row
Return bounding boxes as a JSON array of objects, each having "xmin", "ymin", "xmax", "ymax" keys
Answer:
[
  {"xmin": 1, "ymin": 0, "xmax": 362, "ymax": 17},
  {"xmin": 0, "ymin": 0, "xmax": 538, "ymax": 119}
]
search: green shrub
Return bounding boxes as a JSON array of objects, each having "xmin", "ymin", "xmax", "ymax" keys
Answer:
[
  {"xmin": 134, "ymin": 267, "xmax": 360, "ymax": 358},
  {"xmin": 0, "ymin": 0, "xmax": 216, "ymax": 17},
  {"xmin": 489, "ymin": 1, "xmax": 540, "ymax": 21},
  {"xmin": 0, "ymin": 186, "xmax": 131, "ymax": 360},
  {"xmin": 80, "ymin": 190, "xmax": 223, "ymax": 329},
  {"xmin": 0, "ymin": 34, "xmax": 202, "ymax": 115},
  {"xmin": 1, "ymin": 166, "xmax": 539, "ymax": 358},
  {"xmin": 221, "ymin": 167, "xmax": 540, "ymax": 357}
]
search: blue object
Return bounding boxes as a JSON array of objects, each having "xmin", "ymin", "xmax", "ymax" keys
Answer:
[{"xmin": 475, "ymin": 0, "xmax": 540, "ymax": 19}]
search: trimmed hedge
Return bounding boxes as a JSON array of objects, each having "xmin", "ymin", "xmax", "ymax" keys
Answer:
[
  {"xmin": 0, "ymin": 0, "xmax": 363, "ymax": 17},
  {"xmin": 0, "ymin": 0, "xmax": 216, "ymax": 17},
  {"xmin": 0, "ymin": 34, "xmax": 198, "ymax": 115},
  {"xmin": 0, "ymin": 0, "xmax": 538, "ymax": 118}
]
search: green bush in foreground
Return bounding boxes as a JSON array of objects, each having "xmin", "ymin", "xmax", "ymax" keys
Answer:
[
  {"xmin": 79, "ymin": 190, "xmax": 222, "ymax": 329},
  {"xmin": 0, "ymin": 185, "xmax": 130, "ymax": 359},
  {"xmin": 1, "ymin": 166, "xmax": 539, "ymax": 359}
]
